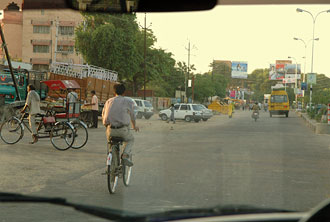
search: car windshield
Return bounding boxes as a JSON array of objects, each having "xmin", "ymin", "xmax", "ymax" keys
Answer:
[
  {"xmin": 143, "ymin": 101, "xmax": 153, "ymax": 107},
  {"xmin": 192, "ymin": 104, "xmax": 203, "ymax": 111},
  {"xmin": 271, "ymin": 95, "xmax": 288, "ymax": 103},
  {"xmin": 1, "ymin": 2, "xmax": 330, "ymax": 221}
]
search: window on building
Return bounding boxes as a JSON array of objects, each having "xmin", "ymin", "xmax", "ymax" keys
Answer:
[
  {"xmin": 32, "ymin": 64, "xmax": 49, "ymax": 71},
  {"xmin": 33, "ymin": 45, "xmax": 49, "ymax": 53},
  {"xmin": 57, "ymin": 45, "xmax": 74, "ymax": 53},
  {"xmin": 59, "ymin": 26, "xmax": 74, "ymax": 35},
  {"xmin": 33, "ymin": 26, "xmax": 50, "ymax": 34}
]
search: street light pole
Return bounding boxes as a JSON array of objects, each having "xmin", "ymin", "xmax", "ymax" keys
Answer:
[
  {"xmin": 288, "ymin": 56, "xmax": 298, "ymax": 108},
  {"xmin": 293, "ymin": 37, "xmax": 319, "ymax": 108},
  {"xmin": 296, "ymin": 8, "xmax": 330, "ymax": 110},
  {"xmin": 143, "ymin": 13, "xmax": 146, "ymax": 100}
]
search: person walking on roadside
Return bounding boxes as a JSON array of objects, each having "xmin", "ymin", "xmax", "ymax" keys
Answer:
[
  {"xmin": 167, "ymin": 104, "xmax": 175, "ymax": 124},
  {"xmin": 102, "ymin": 83, "xmax": 139, "ymax": 166},
  {"xmin": 86, "ymin": 90, "xmax": 99, "ymax": 128},
  {"xmin": 21, "ymin": 84, "xmax": 41, "ymax": 144}
]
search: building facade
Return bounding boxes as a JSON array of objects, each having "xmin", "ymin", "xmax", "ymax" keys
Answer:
[
  {"xmin": 22, "ymin": 9, "xmax": 84, "ymax": 70},
  {"xmin": 0, "ymin": 1, "xmax": 84, "ymax": 71}
]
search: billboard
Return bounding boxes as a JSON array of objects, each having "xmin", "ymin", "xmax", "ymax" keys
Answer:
[
  {"xmin": 283, "ymin": 78, "xmax": 296, "ymax": 84},
  {"xmin": 307, "ymin": 73, "xmax": 317, "ymax": 84},
  {"xmin": 269, "ymin": 62, "xmax": 301, "ymax": 80},
  {"xmin": 285, "ymin": 64, "xmax": 301, "ymax": 79},
  {"xmin": 269, "ymin": 64, "xmax": 277, "ymax": 80},
  {"xmin": 231, "ymin": 61, "xmax": 248, "ymax": 79},
  {"xmin": 275, "ymin": 63, "xmax": 285, "ymax": 80}
]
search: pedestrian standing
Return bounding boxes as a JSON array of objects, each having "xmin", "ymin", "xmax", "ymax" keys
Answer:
[
  {"xmin": 86, "ymin": 90, "xmax": 99, "ymax": 128},
  {"xmin": 167, "ymin": 104, "xmax": 175, "ymax": 124}
]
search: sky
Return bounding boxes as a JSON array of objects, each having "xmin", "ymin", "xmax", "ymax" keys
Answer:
[{"xmin": 136, "ymin": 5, "xmax": 330, "ymax": 77}]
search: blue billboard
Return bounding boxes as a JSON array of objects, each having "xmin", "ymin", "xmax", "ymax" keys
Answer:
[{"xmin": 231, "ymin": 61, "xmax": 248, "ymax": 79}]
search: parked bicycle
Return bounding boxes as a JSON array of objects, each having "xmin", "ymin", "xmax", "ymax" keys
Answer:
[{"xmin": 106, "ymin": 137, "xmax": 132, "ymax": 194}]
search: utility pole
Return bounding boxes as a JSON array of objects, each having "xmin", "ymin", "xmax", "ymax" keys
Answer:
[
  {"xmin": 143, "ymin": 13, "xmax": 146, "ymax": 100},
  {"xmin": 184, "ymin": 41, "xmax": 190, "ymax": 103},
  {"xmin": 192, "ymin": 75, "xmax": 195, "ymax": 103},
  {"xmin": 0, "ymin": 23, "xmax": 20, "ymax": 100}
]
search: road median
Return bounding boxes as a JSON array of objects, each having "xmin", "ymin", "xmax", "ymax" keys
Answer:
[{"xmin": 296, "ymin": 111, "xmax": 330, "ymax": 134}]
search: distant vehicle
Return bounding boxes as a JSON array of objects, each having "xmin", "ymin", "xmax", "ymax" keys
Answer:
[
  {"xmin": 269, "ymin": 89, "xmax": 289, "ymax": 118},
  {"xmin": 133, "ymin": 99, "xmax": 154, "ymax": 119},
  {"xmin": 197, "ymin": 104, "xmax": 213, "ymax": 121},
  {"xmin": 159, "ymin": 103, "xmax": 203, "ymax": 122}
]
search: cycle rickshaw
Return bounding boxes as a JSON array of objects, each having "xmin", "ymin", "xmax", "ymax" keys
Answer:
[{"xmin": 0, "ymin": 80, "xmax": 88, "ymax": 150}]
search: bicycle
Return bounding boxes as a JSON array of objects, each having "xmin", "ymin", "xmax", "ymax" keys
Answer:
[
  {"xmin": 106, "ymin": 137, "xmax": 132, "ymax": 194},
  {"xmin": 54, "ymin": 102, "xmax": 89, "ymax": 150},
  {"xmin": 0, "ymin": 109, "xmax": 75, "ymax": 151}
]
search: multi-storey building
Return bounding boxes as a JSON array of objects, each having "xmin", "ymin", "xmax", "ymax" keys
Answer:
[{"xmin": 1, "ymin": 1, "xmax": 84, "ymax": 70}]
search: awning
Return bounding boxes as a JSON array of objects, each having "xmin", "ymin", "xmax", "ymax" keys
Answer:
[{"xmin": 41, "ymin": 80, "xmax": 80, "ymax": 90}]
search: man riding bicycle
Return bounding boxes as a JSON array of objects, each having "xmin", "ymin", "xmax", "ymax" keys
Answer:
[{"xmin": 102, "ymin": 83, "xmax": 139, "ymax": 167}]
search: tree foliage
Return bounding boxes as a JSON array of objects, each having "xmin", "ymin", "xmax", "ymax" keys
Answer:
[{"xmin": 75, "ymin": 13, "xmax": 178, "ymax": 96}]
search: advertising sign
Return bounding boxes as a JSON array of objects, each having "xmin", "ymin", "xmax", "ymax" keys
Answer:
[
  {"xmin": 307, "ymin": 73, "xmax": 317, "ymax": 84},
  {"xmin": 301, "ymin": 82, "xmax": 307, "ymax": 90},
  {"xmin": 269, "ymin": 64, "xmax": 277, "ymax": 80},
  {"xmin": 283, "ymin": 78, "xmax": 296, "ymax": 84},
  {"xmin": 275, "ymin": 64, "xmax": 285, "ymax": 79},
  {"xmin": 231, "ymin": 61, "xmax": 248, "ymax": 79},
  {"xmin": 285, "ymin": 64, "xmax": 301, "ymax": 79}
]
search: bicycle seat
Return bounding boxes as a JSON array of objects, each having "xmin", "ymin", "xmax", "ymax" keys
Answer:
[{"xmin": 110, "ymin": 137, "xmax": 124, "ymax": 144}]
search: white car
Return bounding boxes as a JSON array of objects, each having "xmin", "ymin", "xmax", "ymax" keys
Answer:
[
  {"xmin": 197, "ymin": 104, "xmax": 213, "ymax": 121},
  {"xmin": 159, "ymin": 103, "xmax": 203, "ymax": 122},
  {"xmin": 133, "ymin": 99, "xmax": 154, "ymax": 119}
]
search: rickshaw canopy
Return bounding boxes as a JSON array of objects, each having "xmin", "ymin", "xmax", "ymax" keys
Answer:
[{"xmin": 41, "ymin": 80, "xmax": 80, "ymax": 90}]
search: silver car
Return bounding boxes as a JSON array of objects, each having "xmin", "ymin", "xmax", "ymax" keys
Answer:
[{"xmin": 196, "ymin": 104, "xmax": 213, "ymax": 121}]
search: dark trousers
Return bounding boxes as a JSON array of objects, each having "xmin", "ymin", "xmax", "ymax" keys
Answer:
[{"xmin": 92, "ymin": 110, "xmax": 98, "ymax": 128}]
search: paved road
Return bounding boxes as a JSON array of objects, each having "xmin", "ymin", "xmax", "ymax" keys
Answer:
[{"xmin": 0, "ymin": 110, "xmax": 330, "ymax": 221}]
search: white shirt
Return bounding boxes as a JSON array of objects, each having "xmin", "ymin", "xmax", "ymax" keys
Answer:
[
  {"xmin": 102, "ymin": 96, "xmax": 135, "ymax": 127},
  {"xmin": 67, "ymin": 92, "xmax": 78, "ymax": 103},
  {"xmin": 26, "ymin": 90, "xmax": 40, "ymax": 115},
  {"xmin": 92, "ymin": 95, "xmax": 98, "ymax": 111}
]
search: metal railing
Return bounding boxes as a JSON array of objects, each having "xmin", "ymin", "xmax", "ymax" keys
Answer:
[{"xmin": 50, "ymin": 62, "xmax": 118, "ymax": 81}]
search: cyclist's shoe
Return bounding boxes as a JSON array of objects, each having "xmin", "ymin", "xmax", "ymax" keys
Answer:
[{"xmin": 122, "ymin": 158, "xmax": 133, "ymax": 167}]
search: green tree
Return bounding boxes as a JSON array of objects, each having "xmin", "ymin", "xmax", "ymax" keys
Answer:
[
  {"xmin": 193, "ymin": 73, "xmax": 215, "ymax": 103},
  {"xmin": 248, "ymin": 68, "xmax": 273, "ymax": 102},
  {"xmin": 75, "ymin": 13, "xmax": 163, "ymax": 95}
]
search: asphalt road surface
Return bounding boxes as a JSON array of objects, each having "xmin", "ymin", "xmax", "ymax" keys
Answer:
[{"xmin": 1, "ymin": 110, "xmax": 330, "ymax": 221}]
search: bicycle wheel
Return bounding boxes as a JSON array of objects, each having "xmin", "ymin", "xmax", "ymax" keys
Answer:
[
  {"xmin": 107, "ymin": 147, "xmax": 119, "ymax": 194},
  {"xmin": 50, "ymin": 122, "xmax": 75, "ymax": 151},
  {"xmin": 71, "ymin": 121, "xmax": 88, "ymax": 149},
  {"xmin": 0, "ymin": 117, "xmax": 24, "ymax": 144},
  {"xmin": 123, "ymin": 155, "xmax": 132, "ymax": 186}
]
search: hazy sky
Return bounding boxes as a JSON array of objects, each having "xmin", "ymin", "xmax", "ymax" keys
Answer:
[{"xmin": 137, "ymin": 5, "xmax": 330, "ymax": 77}]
